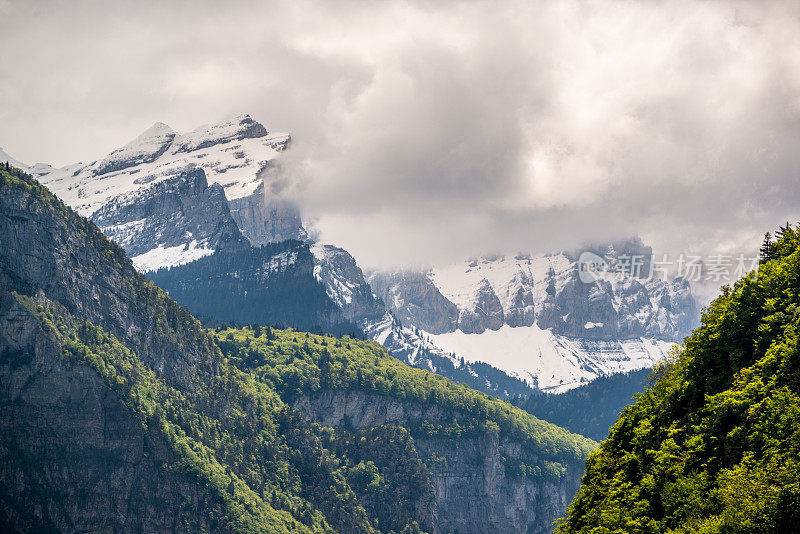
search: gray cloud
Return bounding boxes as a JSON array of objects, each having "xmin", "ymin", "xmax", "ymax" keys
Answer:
[{"xmin": 1, "ymin": 0, "xmax": 799, "ymax": 268}]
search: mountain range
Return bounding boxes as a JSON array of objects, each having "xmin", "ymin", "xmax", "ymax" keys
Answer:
[{"xmin": 1, "ymin": 114, "xmax": 698, "ymax": 397}]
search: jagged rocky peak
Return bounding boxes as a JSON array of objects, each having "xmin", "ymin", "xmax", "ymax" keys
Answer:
[
  {"xmin": 24, "ymin": 113, "xmax": 301, "ymax": 255},
  {"xmin": 375, "ymin": 243, "xmax": 697, "ymax": 342},
  {"xmin": 311, "ymin": 244, "xmax": 386, "ymax": 323},
  {"xmin": 94, "ymin": 122, "xmax": 177, "ymax": 176}
]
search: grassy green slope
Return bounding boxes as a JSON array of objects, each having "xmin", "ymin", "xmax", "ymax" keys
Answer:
[{"xmin": 559, "ymin": 225, "xmax": 800, "ymax": 533}]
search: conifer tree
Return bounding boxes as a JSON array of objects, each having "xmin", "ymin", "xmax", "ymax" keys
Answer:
[{"xmin": 759, "ymin": 232, "xmax": 774, "ymax": 263}]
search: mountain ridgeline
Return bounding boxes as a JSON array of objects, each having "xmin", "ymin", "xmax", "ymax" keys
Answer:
[
  {"xmin": 0, "ymin": 164, "xmax": 595, "ymax": 533},
  {"xmin": 559, "ymin": 224, "xmax": 800, "ymax": 532}
]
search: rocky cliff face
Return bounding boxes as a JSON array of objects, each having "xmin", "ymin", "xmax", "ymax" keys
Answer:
[
  {"xmin": 294, "ymin": 390, "xmax": 583, "ymax": 534},
  {"xmin": 92, "ymin": 167, "xmax": 250, "ymax": 270},
  {"xmin": 0, "ymin": 293, "xmax": 225, "ymax": 532},
  {"xmin": 369, "ymin": 271, "xmax": 459, "ymax": 335},
  {"xmin": 0, "ymin": 176, "xmax": 212, "ymax": 390},
  {"xmin": 0, "ymin": 168, "xmax": 245, "ymax": 531},
  {"xmin": 370, "ymin": 242, "xmax": 697, "ymax": 342},
  {"xmin": 228, "ymin": 182, "xmax": 308, "ymax": 245}
]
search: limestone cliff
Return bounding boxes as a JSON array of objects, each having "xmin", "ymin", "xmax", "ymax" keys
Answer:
[{"xmin": 294, "ymin": 390, "xmax": 584, "ymax": 534}]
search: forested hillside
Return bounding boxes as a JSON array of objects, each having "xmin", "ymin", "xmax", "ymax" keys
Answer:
[
  {"xmin": 0, "ymin": 164, "xmax": 594, "ymax": 533},
  {"xmin": 148, "ymin": 241, "xmax": 361, "ymax": 336},
  {"xmin": 559, "ymin": 224, "xmax": 800, "ymax": 533},
  {"xmin": 515, "ymin": 369, "xmax": 653, "ymax": 441}
]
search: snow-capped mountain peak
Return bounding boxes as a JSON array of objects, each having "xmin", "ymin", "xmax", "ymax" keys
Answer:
[
  {"xmin": 94, "ymin": 122, "xmax": 177, "ymax": 176},
  {"xmin": 26, "ymin": 114, "xmax": 291, "ymax": 217},
  {"xmin": 12, "ymin": 114, "xmax": 299, "ymax": 271},
  {"xmin": 172, "ymin": 114, "xmax": 268, "ymax": 153}
]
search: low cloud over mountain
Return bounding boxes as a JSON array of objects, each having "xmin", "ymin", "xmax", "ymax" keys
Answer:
[{"xmin": 2, "ymin": 0, "xmax": 799, "ymax": 267}]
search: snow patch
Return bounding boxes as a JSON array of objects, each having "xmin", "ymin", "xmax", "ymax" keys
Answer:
[{"xmin": 131, "ymin": 240, "xmax": 214, "ymax": 272}]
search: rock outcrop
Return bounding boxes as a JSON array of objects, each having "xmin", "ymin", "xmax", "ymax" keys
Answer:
[
  {"xmin": 370, "ymin": 244, "xmax": 697, "ymax": 342},
  {"xmin": 294, "ymin": 390, "xmax": 583, "ymax": 534},
  {"xmin": 0, "ymin": 294, "xmax": 225, "ymax": 532},
  {"xmin": 311, "ymin": 244, "xmax": 386, "ymax": 325},
  {"xmin": 92, "ymin": 167, "xmax": 250, "ymax": 270}
]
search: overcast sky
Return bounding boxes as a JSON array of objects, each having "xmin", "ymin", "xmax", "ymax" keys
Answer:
[{"xmin": 1, "ymin": 0, "xmax": 799, "ymax": 269}]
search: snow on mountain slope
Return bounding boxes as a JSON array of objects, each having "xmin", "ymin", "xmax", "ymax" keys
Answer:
[
  {"xmin": 32, "ymin": 114, "xmax": 290, "ymax": 217},
  {"xmin": 369, "ymin": 240, "xmax": 698, "ymax": 392},
  {"xmin": 0, "ymin": 147, "xmax": 30, "ymax": 171},
  {"xmin": 8, "ymin": 115, "xmax": 297, "ymax": 270},
  {"xmin": 131, "ymin": 240, "xmax": 215, "ymax": 272},
  {"xmin": 427, "ymin": 324, "xmax": 673, "ymax": 393},
  {"xmin": 372, "ymin": 242, "xmax": 697, "ymax": 342},
  {"xmin": 430, "ymin": 253, "xmax": 573, "ymax": 317},
  {"xmin": 94, "ymin": 122, "xmax": 176, "ymax": 176}
]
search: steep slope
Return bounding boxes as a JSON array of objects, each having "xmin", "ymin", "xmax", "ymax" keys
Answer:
[
  {"xmin": 559, "ymin": 225, "xmax": 800, "ymax": 533},
  {"xmin": 148, "ymin": 241, "xmax": 359, "ymax": 335},
  {"xmin": 0, "ymin": 165, "xmax": 595, "ymax": 533},
  {"xmin": 214, "ymin": 327, "xmax": 595, "ymax": 534},
  {"xmin": 92, "ymin": 167, "xmax": 250, "ymax": 270}
]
